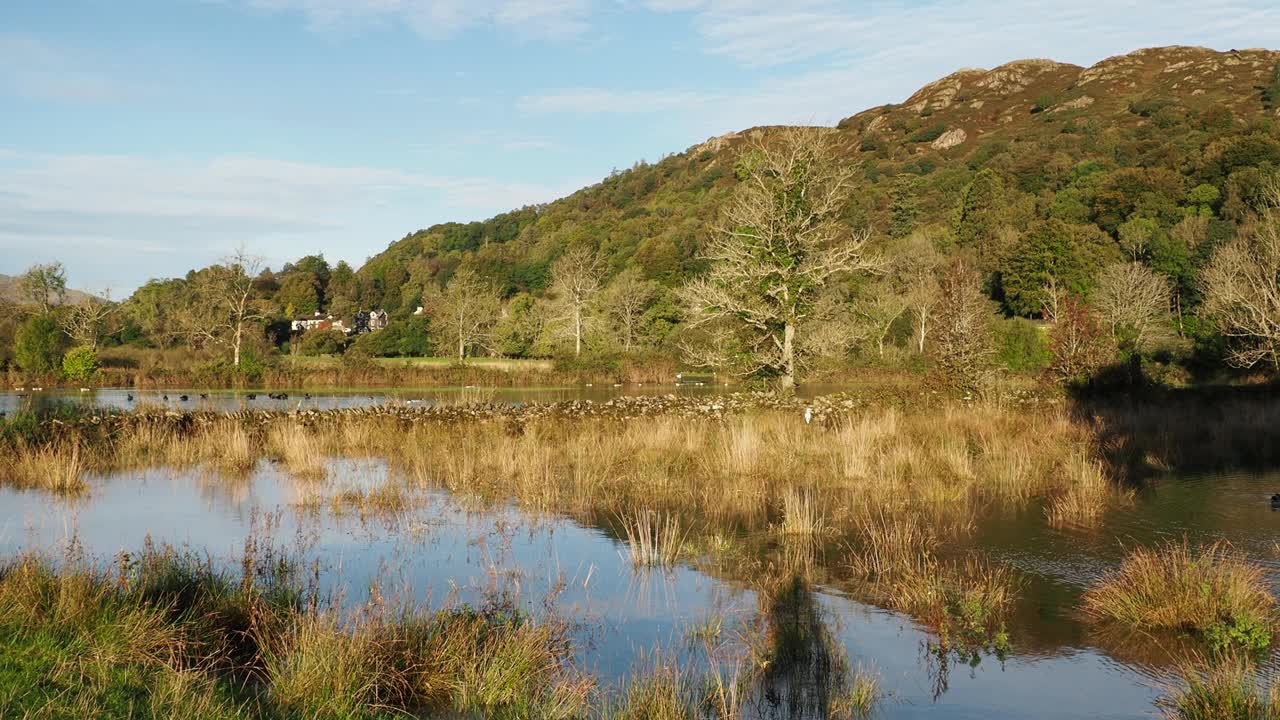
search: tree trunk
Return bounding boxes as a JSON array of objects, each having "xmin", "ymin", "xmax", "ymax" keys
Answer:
[
  {"xmin": 916, "ymin": 314, "xmax": 927, "ymax": 354},
  {"xmin": 458, "ymin": 333, "xmax": 465, "ymax": 361},
  {"xmin": 780, "ymin": 322, "xmax": 796, "ymax": 391},
  {"xmin": 233, "ymin": 322, "xmax": 242, "ymax": 368},
  {"xmin": 574, "ymin": 306, "xmax": 583, "ymax": 357}
]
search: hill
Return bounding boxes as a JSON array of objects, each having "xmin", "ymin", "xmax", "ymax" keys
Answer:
[
  {"xmin": 0, "ymin": 273, "xmax": 99, "ymax": 307},
  {"xmin": 349, "ymin": 45, "xmax": 1280, "ymax": 325}
]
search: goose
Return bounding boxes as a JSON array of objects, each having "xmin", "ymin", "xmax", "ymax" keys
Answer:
[{"xmin": 126, "ymin": 394, "xmax": 134, "ymax": 402}]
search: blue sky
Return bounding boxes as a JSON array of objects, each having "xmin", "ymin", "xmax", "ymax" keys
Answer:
[{"xmin": 3, "ymin": 0, "xmax": 1280, "ymax": 295}]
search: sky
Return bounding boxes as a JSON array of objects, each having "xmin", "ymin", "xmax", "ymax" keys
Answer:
[{"xmin": 3, "ymin": 1, "xmax": 1280, "ymax": 295}]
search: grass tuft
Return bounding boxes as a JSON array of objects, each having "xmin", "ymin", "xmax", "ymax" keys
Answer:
[{"xmin": 1083, "ymin": 540, "xmax": 1277, "ymax": 653}]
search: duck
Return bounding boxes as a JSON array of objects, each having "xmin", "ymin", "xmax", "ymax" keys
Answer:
[
  {"xmin": 162, "ymin": 394, "xmax": 169, "ymax": 401},
  {"xmin": 126, "ymin": 393, "xmax": 134, "ymax": 402},
  {"xmin": 246, "ymin": 393, "xmax": 257, "ymax": 400},
  {"xmin": 179, "ymin": 394, "xmax": 189, "ymax": 402},
  {"xmin": 199, "ymin": 393, "xmax": 209, "ymax": 400},
  {"xmin": 1271, "ymin": 494, "xmax": 1280, "ymax": 509}
]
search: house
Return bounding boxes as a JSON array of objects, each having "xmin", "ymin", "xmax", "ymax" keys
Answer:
[
  {"xmin": 352, "ymin": 310, "xmax": 389, "ymax": 335},
  {"xmin": 291, "ymin": 311, "xmax": 350, "ymax": 334}
]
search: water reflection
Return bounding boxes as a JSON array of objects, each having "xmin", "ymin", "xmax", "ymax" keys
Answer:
[{"xmin": 0, "ymin": 458, "xmax": 1269, "ymax": 718}]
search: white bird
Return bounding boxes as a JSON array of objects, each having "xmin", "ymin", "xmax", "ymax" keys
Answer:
[{"xmin": 804, "ymin": 407, "xmax": 813, "ymax": 425}]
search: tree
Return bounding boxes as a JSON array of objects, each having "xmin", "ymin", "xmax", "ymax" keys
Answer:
[
  {"xmin": 429, "ymin": 268, "xmax": 499, "ymax": 361},
  {"xmin": 59, "ymin": 294, "xmax": 116, "ymax": 349},
  {"xmin": 680, "ymin": 127, "xmax": 882, "ymax": 389},
  {"xmin": 20, "ymin": 262, "xmax": 67, "ymax": 313},
  {"xmin": 899, "ymin": 230, "xmax": 944, "ymax": 353},
  {"xmin": 296, "ymin": 329, "xmax": 346, "ymax": 356},
  {"xmin": 1117, "ymin": 216, "xmax": 1158, "ymax": 261},
  {"xmin": 604, "ymin": 268, "xmax": 657, "ymax": 353},
  {"xmin": 14, "ymin": 314, "xmax": 66, "ymax": 375},
  {"xmin": 889, "ymin": 174, "xmax": 919, "ymax": 239},
  {"xmin": 857, "ymin": 279, "xmax": 909, "ymax": 359},
  {"xmin": 1047, "ymin": 296, "xmax": 1112, "ymax": 386},
  {"xmin": 125, "ymin": 278, "xmax": 188, "ymax": 347},
  {"xmin": 61, "ymin": 345, "xmax": 99, "ymax": 383},
  {"xmin": 187, "ymin": 247, "xmax": 267, "ymax": 368},
  {"xmin": 549, "ymin": 247, "xmax": 605, "ymax": 358},
  {"xmin": 932, "ymin": 260, "xmax": 997, "ymax": 392},
  {"xmin": 1093, "ymin": 262, "xmax": 1172, "ymax": 353},
  {"xmin": 1202, "ymin": 179, "xmax": 1280, "ymax": 369},
  {"xmin": 276, "ymin": 272, "xmax": 321, "ymax": 317}
]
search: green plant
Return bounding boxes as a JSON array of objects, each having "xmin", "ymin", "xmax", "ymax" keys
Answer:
[
  {"xmin": 61, "ymin": 344, "xmax": 99, "ymax": 383},
  {"xmin": 15, "ymin": 314, "xmax": 67, "ymax": 375}
]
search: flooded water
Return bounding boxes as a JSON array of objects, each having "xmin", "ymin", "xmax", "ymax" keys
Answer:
[
  {"xmin": 4, "ymin": 455, "xmax": 1276, "ymax": 718},
  {"xmin": 0, "ymin": 383, "xmax": 864, "ymax": 415}
]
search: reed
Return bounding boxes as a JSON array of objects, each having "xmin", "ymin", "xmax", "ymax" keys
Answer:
[
  {"xmin": 620, "ymin": 509, "xmax": 687, "ymax": 568},
  {"xmin": 266, "ymin": 424, "xmax": 328, "ymax": 479},
  {"xmin": 6, "ymin": 439, "xmax": 88, "ymax": 496},
  {"xmin": 1082, "ymin": 541, "xmax": 1277, "ymax": 652}
]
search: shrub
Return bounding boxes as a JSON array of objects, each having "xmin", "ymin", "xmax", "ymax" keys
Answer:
[
  {"xmin": 909, "ymin": 124, "xmax": 947, "ymax": 143},
  {"xmin": 995, "ymin": 318, "xmax": 1050, "ymax": 371},
  {"xmin": 61, "ymin": 345, "xmax": 99, "ymax": 383}
]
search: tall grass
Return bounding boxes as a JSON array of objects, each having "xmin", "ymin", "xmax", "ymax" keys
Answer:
[
  {"xmin": 1083, "ymin": 541, "xmax": 1277, "ymax": 653},
  {"xmin": 620, "ymin": 509, "xmax": 687, "ymax": 568},
  {"xmin": 1163, "ymin": 662, "xmax": 1280, "ymax": 720},
  {"xmin": 6, "ymin": 439, "xmax": 88, "ymax": 495}
]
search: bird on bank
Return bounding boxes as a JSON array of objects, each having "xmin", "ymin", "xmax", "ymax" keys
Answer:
[{"xmin": 804, "ymin": 407, "xmax": 813, "ymax": 425}]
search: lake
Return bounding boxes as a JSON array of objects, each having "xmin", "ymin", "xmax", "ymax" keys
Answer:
[{"xmin": 3, "ymin": 451, "xmax": 1275, "ymax": 718}]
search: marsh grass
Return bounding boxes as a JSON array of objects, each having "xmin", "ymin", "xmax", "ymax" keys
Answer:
[
  {"xmin": 266, "ymin": 424, "xmax": 328, "ymax": 479},
  {"xmin": 1163, "ymin": 662, "xmax": 1280, "ymax": 720},
  {"xmin": 778, "ymin": 488, "xmax": 827, "ymax": 538},
  {"xmin": 847, "ymin": 513, "xmax": 1016, "ymax": 652},
  {"xmin": 1083, "ymin": 541, "xmax": 1278, "ymax": 653},
  {"xmin": 6, "ymin": 439, "xmax": 88, "ymax": 496},
  {"xmin": 621, "ymin": 509, "xmax": 687, "ymax": 568}
]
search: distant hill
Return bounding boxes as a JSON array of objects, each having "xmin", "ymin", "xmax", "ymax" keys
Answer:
[
  {"xmin": 350, "ymin": 45, "xmax": 1280, "ymax": 320},
  {"xmin": 0, "ymin": 273, "xmax": 100, "ymax": 306}
]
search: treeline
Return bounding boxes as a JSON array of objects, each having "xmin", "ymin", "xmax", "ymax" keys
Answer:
[{"xmin": 5, "ymin": 52, "xmax": 1280, "ymax": 389}]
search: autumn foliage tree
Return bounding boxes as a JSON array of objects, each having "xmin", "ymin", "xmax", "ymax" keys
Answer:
[
  {"xmin": 931, "ymin": 260, "xmax": 997, "ymax": 393},
  {"xmin": 1047, "ymin": 296, "xmax": 1113, "ymax": 386}
]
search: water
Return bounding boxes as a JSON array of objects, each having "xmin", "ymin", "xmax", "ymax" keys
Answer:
[
  {"xmin": 0, "ymin": 383, "xmax": 860, "ymax": 415},
  {"xmin": 1, "ymin": 458, "xmax": 1277, "ymax": 718}
]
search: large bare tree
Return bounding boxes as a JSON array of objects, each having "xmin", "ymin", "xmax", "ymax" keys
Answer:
[
  {"xmin": 1092, "ymin": 262, "xmax": 1172, "ymax": 352},
  {"xmin": 20, "ymin": 262, "xmax": 67, "ymax": 313},
  {"xmin": 549, "ymin": 247, "xmax": 605, "ymax": 358},
  {"xmin": 1203, "ymin": 179, "xmax": 1280, "ymax": 369},
  {"xmin": 680, "ymin": 127, "xmax": 881, "ymax": 389},
  {"xmin": 429, "ymin": 268, "xmax": 500, "ymax": 361},
  {"xmin": 187, "ymin": 247, "xmax": 266, "ymax": 368},
  {"xmin": 60, "ymin": 293, "xmax": 116, "ymax": 349}
]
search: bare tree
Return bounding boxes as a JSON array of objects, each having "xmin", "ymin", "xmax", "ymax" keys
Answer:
[
  {"xmin": 187, "ymin": 246, "xmax": 266, "ymax": 368},
  {"xmin": 857, "ymin": 281, "xmax": 909, "ymax": 359},
  {"xmin": 20, "ymin": 262, "xmax": 67, "ymax": 313},
  {"xmin": 60, "ymin": 292, "xmax": 116, "ymax": 349},
  {"xmin": 1093, "ymin": 262, "xmax": 1172, "ymax": 352},
  {"xmin": 604, "ymin": 268, "xmax": 657, "ymax": 353},
  {"xmin": 1203, "ymin": 179, "xmax": 1280, "ymax": 369},
  {"xmin": 680, "ymin": 127, "xmax": 882, "ymax": 389},
  {"xmin": 898, "ymin": 230, "xmax": 943, "ymax": 354},
  {"xmin": 550, "ymin": 247, "xmax": 605, "ymax": 358},
  {"xmin": 429, "ymin": 268, "xmax": 499, "ymax": 361},
  {"xmin": 933, "ymin": 260, "xmax": 997, "ymax": 392}
]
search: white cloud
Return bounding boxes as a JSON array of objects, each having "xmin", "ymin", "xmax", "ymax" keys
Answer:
[
  {"xmin": 0, "ymin": 33, "xmax": 120, "ymax": 103},
  {"xmin": 518, "ymin": 88, "xmax": 712, "ymax": 114},
  {"xmin": 240, "ymin": 0, "xmax": 593, "ymax": 40},
  {"xmin": 0, "ymin": 151, "xmax": 578, "ymax": 292}
]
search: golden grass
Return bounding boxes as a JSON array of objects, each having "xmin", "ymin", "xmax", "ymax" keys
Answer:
[
  {"xmin": 7, "ymin": 440, "xmax": 88, "ymax": 496},
  {"xmin": 1083, "ymin": 541, "xmax": 1277, "ymax": 651},
  {"xmin": 266, "ymin": 424, "xmax": 328, "ymax": 479},
  {"xmin": 2, "ymin": 401, "xmax": 1124, "ymax": 544},
  {"xmin": 620, "ymin": 509, "xmax": 687, "ymax": 568}
]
